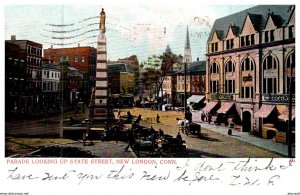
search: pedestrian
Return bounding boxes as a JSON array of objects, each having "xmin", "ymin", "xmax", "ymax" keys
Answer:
[
  {"xmin": 156, "ymin": 114, "xmax": 160, "ymax": 123},
  {"xmin": 208, "ymin": 113, "xmax": 212, "ymax": 124},
  {"xmin": 176, "ymin": 132, "xmax": 182, "ymax": 141},
  {"xmin": 124, "ymin": 129, "xmax": 135, "ymax": 152}
]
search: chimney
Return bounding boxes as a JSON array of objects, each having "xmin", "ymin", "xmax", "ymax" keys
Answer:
[
  {"xmin": 11, "ymin": 35, "xmax": 16, "ymax": 41},
  {"xmin": 197, "ymin": 57, "xmax": 199, "ymax": 61},
  {"xmin": 78, "ymin": 43, "xmax": 80, "ymax": 47}
]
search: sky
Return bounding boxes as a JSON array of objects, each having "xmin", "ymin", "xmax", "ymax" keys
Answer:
[{"xmin": 5, "ymin": 4, "xmax": 254, "ymax": 63}]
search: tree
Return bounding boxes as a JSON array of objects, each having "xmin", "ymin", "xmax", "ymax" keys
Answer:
[{"xmin": 141, "ymin": 49, "xmax": 181, "ymax": 103}]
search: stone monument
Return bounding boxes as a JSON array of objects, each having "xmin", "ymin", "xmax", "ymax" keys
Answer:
[{"xmin": 93, "ymin": 8, "xmax": 114, "ymax": 122}]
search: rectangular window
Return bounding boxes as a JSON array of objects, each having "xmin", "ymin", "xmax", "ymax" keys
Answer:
[
  {"xmin": 228, "ymin": 80, "xmax": 232, "ymax": 93},
  {"xmin": 246, "ymin": 35, "xmax": 250, "ymax": 46},
  {"xmin": 226, "ymin": 40, "xmax": 229, "ymax": 50},
  {"xmin": 60, "ymin": 56, "xmax": 64, "ymax": 62},
  {"xmin": 251, "ymin": 34, "xmax": 255, "ymax": 45},
  {"xmin": 230, "ymin": 39, "xmax": 234, "ymax": 49},
  {"xmin": 245, "ymin": 87, "xmax": 250, "ymax": 98},
  {"xmin": 241, "ymin": 87, "xmax": 244, "ymax": 98},
  {"xmin": 263, "ymin": 78, "xmax": 266, "ymax": 94},
  {"xmin": 289, "ymin": 26, "xmax": 294, "ymax": 39},
  {"xmin": 270, "ymin": 30, "xmax": 275, "ymax": 42},
  {"xmin": 215, "ymin": 43, "xmax": 218, "ymax": 52},
  {"xmin": 211, "ymin": 44, "xmax": 214, "ymax": 52},
  {"xmin": 75, "ymin": 56, "xmax": 78, "ymax": 62},
  {"xmin": 241, "ymin": 36, "xmax": 245, "ymax": 47},
  {"xmin": 273, "ymin": 78, "xmax": 277, "ymax": 94},
  {"xmin": 81, "ymin": 56, "xmax": 85, "ymax": 62},
  {"xmin": 233, "ymin": 80, "xmax": 235, "ymax": 93},
  {"xmin": 267, "ymin": 78, "xmax": 272, "ymax": 94},
  {"xmin": 265, "ymin": 31, "xmax": 269, "ymax": 43}
]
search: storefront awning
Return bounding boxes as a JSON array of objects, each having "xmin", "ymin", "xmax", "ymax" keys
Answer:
[
  {"xmin": 217, "ymin": 102, "xmax": 235, "ymax": 114},
  {"xmin": 278, "ymin": 106, "xmax": 295, "ymax": 121},
  {"xmin": 187, "ymin": 95, "xmax": 205, "ymax": 104},
  {"xmin": 254, "ymin": 105, "xmax": 276, "ymax": 118},
  {"xmin": 202, "ymin": 101, "xmax": 218, "ymax": 113}
]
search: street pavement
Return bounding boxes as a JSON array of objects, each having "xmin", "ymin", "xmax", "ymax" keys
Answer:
[
  {"xmin": 191, "ymin": 111, "xmax": 295, "ymax": 157},
  {"xmin": 5, "ymin": 111, "xmax": 86, "ymax": 136},
  {"xmin": 25, "ymin": 141, "xmax": 136, "ymax": 158}
]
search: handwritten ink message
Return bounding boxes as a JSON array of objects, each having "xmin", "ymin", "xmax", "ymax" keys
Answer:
[{"xmin": 6, "ymin": 158, "xmax": 294, "ymax": 187}]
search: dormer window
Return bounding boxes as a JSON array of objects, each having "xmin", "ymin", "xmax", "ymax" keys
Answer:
[
  {"xmin": 264, "ymin": 30, "xmax": 275, "ymax": 43},
  {"xmin": 226, "ymin": 39, "xmax": 234, "ymax": 50},
  {"xmin": 211, "ymin": 42, "xmax": 218, "ymax": 52},
  {"xmin": 289, "ymin": 25, "xmax": 295, "ymax": 38}
]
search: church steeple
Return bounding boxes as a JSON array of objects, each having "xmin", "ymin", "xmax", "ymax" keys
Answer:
[
  {"xmin": 185, "ymin": 26, "xmax": 190, "ymax": 49},
  {"xmin": 184, "ymin": 26, "xmax": 192, "ymax": 63}
]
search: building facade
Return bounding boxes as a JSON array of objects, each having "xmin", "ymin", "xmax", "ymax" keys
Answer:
[
  {"xmin": 44, "ymin": 45, "xmax": 97, "ymax": 86},
  {"xmin": 6, "ymin": 36, "xmax": 43, "ymax": 118},
  {"xmin": 107, "ymin": 63, "xmax": 135, "ymax": 95},
  {"xmin": 5, "ymin": 41, "xmax": 26, "ymax": 121},
  {"xmin": 41, "ymin": 63, "xmax": 61, "ymax": 112},
  {"xmin": 205, "ymin": 5, "xmax": 295, "ymax": 143}
]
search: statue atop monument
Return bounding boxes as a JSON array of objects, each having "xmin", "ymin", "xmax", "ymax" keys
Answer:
[{"xmin": 99, "ymin": 8, "xmax": 106, "ymax": 33}]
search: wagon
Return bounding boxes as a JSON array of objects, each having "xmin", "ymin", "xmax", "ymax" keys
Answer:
[
  {"xmin": 161, "ymin": 137, "xmax": 187, "ymax": 157},
  {"xmin": 188, "ymin": 122, "xmax": 201, "ymax": 135}
]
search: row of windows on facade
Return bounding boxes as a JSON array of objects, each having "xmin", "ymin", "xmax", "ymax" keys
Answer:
[
  {"xmin": 210, "ymin": 52, "xmax": 295, "ymax": 74},
  {"xmin": 7, "ymin": 58, "xmax": 25, "ymax": 68},
  {"xmin": 177, "ymin": 75, "xmax": 204, "ymax": 82},
  {"xmin": 209, "ymin": 76, "xmax": 295, "ymax": 96},
  {"xmin": 43, "ymin": 71, "xmax": 60, "ymax": 79},
  {"xmin": 60, "ymin": 56, "xmax": 96, "ymax": 64},
  {"xmin": 210, "ymin": 26, "xmax": 295, "ymax": 53},
  {"xmin": 27, "ymin": 57, "xmax": 42, "ymax": 66},
  {"xmin": 60, "ymin": 56, "xmax": 83, "ymax": 63},
  {"xmin": 42, "ymin": 82, "xmax": 59, "ymax": 91},
  {"xmin": 27, "ymin": 45, "xmax": 42, "ymax": 56}
]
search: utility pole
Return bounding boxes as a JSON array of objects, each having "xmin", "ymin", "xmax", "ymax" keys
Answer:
[{"xmin": 184, "ymin": 62, "xmax": 187, "ymax": 119}]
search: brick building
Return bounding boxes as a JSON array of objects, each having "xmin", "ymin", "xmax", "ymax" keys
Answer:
[
  {"xmin": 175, "ymin": 60, "xmax": 206, "ymax": 107},
  {"xmin": 6, "ymin": 35, "xmax": 43, "ymax": 118},
  {"xmin": 205, "ymin": 5, "xmax": 295, "ymax": 143},
  {"xmin": 44, "ymin": 45, "xmax": 97, "ymax": 86}
]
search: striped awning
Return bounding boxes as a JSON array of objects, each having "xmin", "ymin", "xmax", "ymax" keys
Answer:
[
  {"xmin": 217, "ymin": 102, "xmax": 235, "ymax": 114},
  {"xmin": 202, "ymin": 101, "xmax": 218, "ymax": 113},
  {"xmin": 254, "ymin": 105, "xmax": 276, "ymax": 118},
  {"xmin": 278, "ymin": 106, "xmax": 295, "ymax": 121}
]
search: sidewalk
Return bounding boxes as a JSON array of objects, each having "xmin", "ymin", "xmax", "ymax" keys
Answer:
[{"xmin": 194, "ymin": 120, "xmax": 295, "ymax": 157}]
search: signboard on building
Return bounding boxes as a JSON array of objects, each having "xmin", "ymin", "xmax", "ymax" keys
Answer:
[{"xmin": 262, "ymin": 94, "xmax": 295, "ymax": 103}]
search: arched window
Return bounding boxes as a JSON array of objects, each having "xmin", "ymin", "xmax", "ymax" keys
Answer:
[
  {"xmin": 286, "ymin": 52, "xmax": 295, "ymax": 94},
  {"xmin": 263, "ymin": 55, "xmax": 277, "ymax": 70},
  {"xmin": 241, "ymin": 57, "xmax": 254, "ymax": 71},
  {"xmin": 287, "ymin": 52, "xmax": 295, "ymax": 68},
  {"xmin": 225, "ymin": 60, "xmax": 235, "ymax": 72},
  {"xmin": 210, "ymin": 62, "xmax": 219, "ymax": 74}
]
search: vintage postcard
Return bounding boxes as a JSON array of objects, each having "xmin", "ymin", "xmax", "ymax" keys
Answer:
[{"xmin": 1, "ymin": 0, "xmax": 298, "ymax": 194}]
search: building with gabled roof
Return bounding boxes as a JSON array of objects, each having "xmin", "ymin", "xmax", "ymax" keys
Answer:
[{"xmin": 205, "ymin": 5, "xmax": 295, "ymax": 144}]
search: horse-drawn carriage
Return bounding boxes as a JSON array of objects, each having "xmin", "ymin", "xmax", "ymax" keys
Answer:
[{"xmin": 161, "ymin": 135, "xmax": 188, "ymax": 157}]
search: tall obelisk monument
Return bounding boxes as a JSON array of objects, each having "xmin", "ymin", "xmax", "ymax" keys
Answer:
[{"xmin": 93, "ymin": 8, "xmax": 114, "ymax": 122}]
